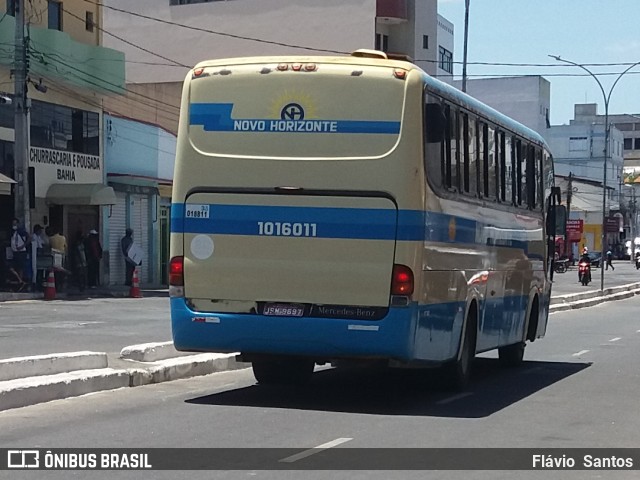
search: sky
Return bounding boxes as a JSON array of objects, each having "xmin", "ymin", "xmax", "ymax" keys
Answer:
[{"xmin": 437, "ymin": 0, "xmax": 640, "ymax": 125}]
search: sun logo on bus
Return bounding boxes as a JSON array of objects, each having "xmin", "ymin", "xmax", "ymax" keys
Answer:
[{"xmin": 269, "ymin": 91, "xmax": 318, "ymax": 119}]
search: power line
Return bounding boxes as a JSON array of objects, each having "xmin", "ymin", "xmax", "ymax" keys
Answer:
[
  {"xmin": 28, "ymin": 42, "xmax": 182, "ymax": 114},
  {"xmin": 83, "ymin": 0, "xmax": 345, "ymax": 55},
  {"xmin": 63, "ymin": 5, "xmax": 190, "ymax": 69}
]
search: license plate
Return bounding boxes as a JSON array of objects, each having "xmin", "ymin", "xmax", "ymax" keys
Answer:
[{"xmin": 263, "ymin": 304, "xmax": 304, "ymax": 317}]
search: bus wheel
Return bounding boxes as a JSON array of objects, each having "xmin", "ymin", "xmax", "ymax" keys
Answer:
[
  {"xmin": 441, "ymin": 314, "xmax": 476, "ymax": 391},
  {"xmin": 252, "ymin": 356, "xmax": 314, "ymax": 385},
  {"xmin": 498, "ymin": 342, "xmax": 525, "ymax": 367}
]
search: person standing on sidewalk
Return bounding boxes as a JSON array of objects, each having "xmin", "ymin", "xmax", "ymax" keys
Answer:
[
  {"xmin": 85, "ymin": 229, "xmax": 103, "ymax": 288},
  {"xmin": 606, "ymin": 247, "xmax": 615, "ymax": 271},
  {"xmin": 120, "ymin": 228, "xmax": 136, "ymax": 286},
  {"xmin": 10, "ymin": 218, "xmax": 29, "ymax": 288}
]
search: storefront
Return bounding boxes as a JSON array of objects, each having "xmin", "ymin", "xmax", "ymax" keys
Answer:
[{"xmin": 106, "ymin": 181, "xmax": 156, "ymax": 286}]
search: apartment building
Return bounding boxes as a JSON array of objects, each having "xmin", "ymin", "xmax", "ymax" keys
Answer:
[
  {"xmin": 102, "ymin": 0, "xmax": 454, "ymax": 135},
  {"xmin": 0, "ymin": 0, "xmax": 125, "ymax": 285}
]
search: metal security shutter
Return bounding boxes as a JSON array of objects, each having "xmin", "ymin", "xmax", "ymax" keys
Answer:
[
  {"xmin": 109, "ymin": 192, "xmax": 127, "ymax": 285},
  {"xmin": 130, "ymin": 195, "xmax": 150, "ymax": 284}
]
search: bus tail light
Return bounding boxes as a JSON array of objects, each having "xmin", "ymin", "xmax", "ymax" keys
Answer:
[
  {"xmin": 169, "ymin": 256, "xmax": 184, "ymax": 297},
  {"xmin": 391, "ymin": 264, "xmax": 414, "ymax": 296}
]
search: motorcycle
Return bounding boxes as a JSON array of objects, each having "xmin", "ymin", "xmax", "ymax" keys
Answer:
[
  {"xmin": 554, "ymin": 258, "xmax": 569, "ymax": 273},
  {"xmin": 578, "ymin": 260, "xmax": 591, "ymax": 286}
]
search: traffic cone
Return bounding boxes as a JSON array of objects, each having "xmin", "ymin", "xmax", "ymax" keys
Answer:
[
  {"xmin": 129, "ymin": 267, "xmax": 142, "ymax": 298},
  {"xmin": 44, "ymin": 269, "xmax": 56, "ymax": 301}
]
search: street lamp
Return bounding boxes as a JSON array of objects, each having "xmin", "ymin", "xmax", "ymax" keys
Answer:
[{"xmin": 549, "ymin": 55, "xmax": 640, "ymax": 291}]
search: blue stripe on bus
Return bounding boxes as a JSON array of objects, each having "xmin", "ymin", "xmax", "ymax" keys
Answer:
[
  {"xmin": 171, "ymin": 203, "xmax": 538, "ymax": 251},
  {"xmin": 189, "ymin": 103, "xmax": 401, "ymax": 134},
  {"xmin": 171, "ymin": 294, "xmax": 532, "ymax": 362}
]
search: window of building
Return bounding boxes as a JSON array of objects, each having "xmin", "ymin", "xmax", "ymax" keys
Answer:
[
  {"xmin": 635, "ymin": 138, "xmax": 640, "ymax": 150},
  {"xmin": 423, "ymin": 35, "xmax": 429, "ymax": 49},
  {"xmin": 48, "ymin": 1, "xmax": 62, "ymax": 31},
  {"xmin": 624, "ymin": 138, "xmax": 633, "ymax": 150},
  {"xmin": 85, "ymin": 11, "xmax": 94, "ymax": 32},
  {"xmin": 569, "ymin": 136, "xmax": 588, "ymax": 151},
  {"xmin": 439, "ymin": 46, "xmax": 453, "ymax": 74},
  {"xmin": 375, "ymin": 34, "xmax": 389, "ymax": 52},
  {"xmin": 30, "ymin": 100, "xmax": 99, "ymax": 156}
]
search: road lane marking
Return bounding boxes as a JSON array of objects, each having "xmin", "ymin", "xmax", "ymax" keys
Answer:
[
  {"xmin": 610, "ymin": 337, "xmax": 621, "ymax": 342},
  {"xmin": 572, "ymin": 350, "xmax": 590, "ymax": 357},
  {"xmin": 279, "ymin": 438, "xmax": 353, "ymax": 463},
  {"xmin": 436, "ymin": 392, "xmax": 473, "ymax": 405}
]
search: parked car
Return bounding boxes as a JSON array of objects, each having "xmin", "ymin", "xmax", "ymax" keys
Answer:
[{"xmin": 586, "ymin": 252, "xmax": 601, "ymax": 268}]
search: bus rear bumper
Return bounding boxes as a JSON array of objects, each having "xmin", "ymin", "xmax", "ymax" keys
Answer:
[{"xmin": 170, "ymin": 298, "xmax": 416, "ymax": 361}]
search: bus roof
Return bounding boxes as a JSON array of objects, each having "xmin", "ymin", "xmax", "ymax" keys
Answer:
[{"xmin": 191, "ymin": 53, "xmax": 549, "ymax": 150}]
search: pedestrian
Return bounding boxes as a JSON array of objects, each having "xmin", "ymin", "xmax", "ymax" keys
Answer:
[
  {"xmin": 85, "ymin": 229, "xmax": 103, "ymax": 288},
  {"xmin": 606, "ymin": 247, "xmax": 615, "ymax": 271},
  {"xmin": 71, "ymin": 231, "xmax": 87, "ymax": 292},
  {"xmin": 120, "ymin": 228, "xmax": 136, "ymax": 286},
  {"xmin": 31, "ymin": 224, "xmax": 47, "ymax": 291},
  {"xmin": 9, "ymin": 218, "xmax": 29, "ymax": 288},
  {"xmin": 49, "ymin": 227, "xmax": 67, "ymax": 257}
]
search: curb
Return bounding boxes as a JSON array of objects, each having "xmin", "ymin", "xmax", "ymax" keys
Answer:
[
  {"xmin": 550, "ymin": 282, "xmax": 640, "ymax": 312},
  {"xmin": 0, "ymin": 348, "xmax": 248, "ymax": 412},
  {"xmin": 0, "ymin": 368, "xmax": 130, "ymax": 412}
]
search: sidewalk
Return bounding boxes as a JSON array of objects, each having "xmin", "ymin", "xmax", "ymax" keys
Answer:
[{"xmin": 0, "ymin": 284, "xmax": 168, "ymax": 302}]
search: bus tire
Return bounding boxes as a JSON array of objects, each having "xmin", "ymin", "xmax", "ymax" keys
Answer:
[
  {"xmin": 441, "ymin": 308, "xmax": 477, "ymax": 391},
  {"xmin": 498, "ymin": 341, "xmax": 525, "ymax": 367},
  {"xmin": 252, "ymin": 356, "xmax": 314, "ymax": 386}
]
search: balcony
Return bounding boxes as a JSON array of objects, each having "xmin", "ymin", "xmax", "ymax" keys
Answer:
[
  {"xmin": 376, "ymin": 0, "xmax": 408, "ymax": 24},
  {"xmin": 0, "ymin": 15, "xmax": 125, "ymax": 95}
]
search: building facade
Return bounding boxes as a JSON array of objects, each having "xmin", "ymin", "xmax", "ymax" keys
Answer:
[
  {"xmin": 101, "ymin": 0, "xmax": 454, "ymax": 135},
  {"xmin": 0, "ymin": 0, "xmax": 125, "ymax": 285},
  {"xmin": 103, "ymin": 114, "xmax": 175, "ymax": 286},
  {"xmin": 452, "ymin": 76, "xmax": 551, "ymax": 136}
]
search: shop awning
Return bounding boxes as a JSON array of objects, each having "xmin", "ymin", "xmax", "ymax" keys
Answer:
[
  {"xmin": 0, "ymin": 172, "xmax": 16, "ymax": 196},
  {"xmin": 46, "ymin": 183, "xmax": 117, "ymax": 205}
]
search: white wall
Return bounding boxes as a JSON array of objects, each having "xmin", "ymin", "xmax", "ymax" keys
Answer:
[
  {"xmin": 104, "ymin": 0, "xmax": 376, "ymax": 84},
  {"xmin": 453, "ymin": 76, "xmax": 550, "ymax": 135}
]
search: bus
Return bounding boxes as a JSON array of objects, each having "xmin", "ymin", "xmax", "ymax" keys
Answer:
[{"xmin": 169, "ymin": 50, "xmax": 564, "ymax": 389}]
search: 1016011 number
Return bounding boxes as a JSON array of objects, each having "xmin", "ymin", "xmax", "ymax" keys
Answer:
[{"xmin": 257, "ymin": 222, "xmax": 317, "ymax": 237}]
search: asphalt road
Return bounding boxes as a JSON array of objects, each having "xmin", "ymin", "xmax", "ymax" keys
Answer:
[
  {"xmin": 0, "ymin": 295, "xmax": 639, "ymax": 479},
  {"xmin": 1, "ymin": 261, "xmax": 639, "ymax": 361},
  {"xmin": 551, "ymin": 259, "xmax": 640, "ymax": 296},
  {"xmin": 0, "ymin": 297, "xmax": 172, "ymax": 359}
]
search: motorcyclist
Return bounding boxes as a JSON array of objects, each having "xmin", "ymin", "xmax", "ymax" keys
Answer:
[{"xmin": 578, "ymin": 247, "xmax": 592, "ymax": 283}]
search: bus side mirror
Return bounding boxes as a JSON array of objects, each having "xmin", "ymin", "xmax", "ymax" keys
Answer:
[
  {"xmin": 424, "ymin": 103, "xmax": 445, "ymax": 143},
  {"xmin": 548, "ymin": 205, "xmax": 567, "ymax": 237}
]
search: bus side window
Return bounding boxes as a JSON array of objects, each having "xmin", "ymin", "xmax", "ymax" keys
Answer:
[
  {"xmin": 424, "ymin": 102, "xmax": 445, "ymax": 143},
  {"xmin": 468, "ymin": 118, "xmax": 478, "ymax": 197},
  {"xmin": 462, "ymin": 112, "xmax": 470, "ymax": 193},
  {"xmin": 477, "ymin": 120, "xmax": 484, "ymax": 198},
  {"xmin": 443, "ymin": 104, "xmax": 452, "ymax": 188},
  {"xmin": 515, "ymin": 139, "xmax": 523, "ymax": 206},
  {"xmin": 507, "ymin": 137, "xmax": 518, "ymax": 205},
  {"xmin": 496, "ymin": 129, "xmax": 504, "ymax": 201},
  {"xmin": 505, "ymin": 135, "xmax": 513, "ymax": 204},
  {"xmin": 527, "ymin": 145, "xmax": 537, "ymax": 209},
  {"xmin": 423, "ymin": 96, "xmax": 444, "ymax": 189}
]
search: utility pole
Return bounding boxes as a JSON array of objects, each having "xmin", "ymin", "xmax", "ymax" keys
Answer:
[
  {"xmin": 14, "ymin": 0, "xmax": 30, "ymax": 232},
  {"xmin": 461, "ymin": 0, "xmax": 470, "ymax": 92},
  {"xmin": 631, "ymin": 188, "xmax": 637, "ymax": 263},
  {"xmin": 566, "ymin": 172, "xmax": 573, "ymax": 258}
]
